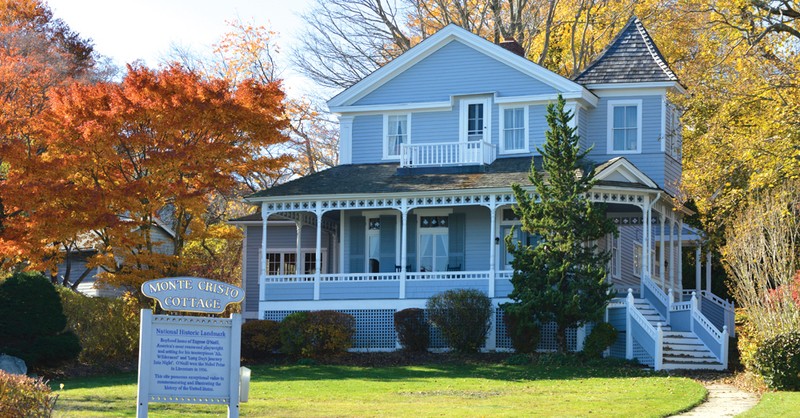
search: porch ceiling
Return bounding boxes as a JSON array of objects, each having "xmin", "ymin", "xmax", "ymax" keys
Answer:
[{"xmin": 246, "ymin": 157, "xmax": 660, "ymax": 201}]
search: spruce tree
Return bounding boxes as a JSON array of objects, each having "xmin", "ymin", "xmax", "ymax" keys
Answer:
[{"xmin": 503, "ymin": 95, "xmax": 617, "ymax": 352}]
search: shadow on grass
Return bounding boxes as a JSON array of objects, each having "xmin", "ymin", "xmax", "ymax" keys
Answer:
[
  {"xmin": 248, "ymin": 356, "xmax": 656, "ymax": 384},
  {"xmin": 54, "ymin": 355, "xmax": 658, "ymax": 390}
]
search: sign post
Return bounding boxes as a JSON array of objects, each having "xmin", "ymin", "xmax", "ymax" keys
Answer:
[{"xmin": 136, "ymin": 277, "xmax": 245, "ymax": 418}]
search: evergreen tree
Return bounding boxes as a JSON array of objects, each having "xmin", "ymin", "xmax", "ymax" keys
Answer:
[{"xmin": 503, "ymin": 95, "xmax": 617, "ymax": 352}]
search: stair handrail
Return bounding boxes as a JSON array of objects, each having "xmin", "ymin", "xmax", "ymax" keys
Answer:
[
  {"xmin": 690, "ymin": 292, "xmax": 729, "ymax": 367},
  {"xmin": 626, "ymin": 289, "xmax": 663, "ymax": 370},
  {"xmin": 641, "ymin": 273, "xmax": 671, "ymax": 322}
]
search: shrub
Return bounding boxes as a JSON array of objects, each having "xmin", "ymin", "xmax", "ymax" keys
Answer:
[
  {"xmin": 394, "ymin": 308, "xmax": 429, "ymax": 352},
  {"xmin": 241, "ymin": 319, "xmax": 281, "ymax": 360},
  {"xmin": 503, "ymin": 311, "xmax": 540, "ymax": 354},
  {"xmin": 57, "ymin": 287, "xmax": 139, "ymax": 365},
  {"xmin": 279, "ymin": 311, "xmax": 355, "ymax": 357},
  {"xmin": 736, "ymin": 309, "xmax": 760, "ymax": 371},
  {"xmin": 0, "ymin": 370, "xmax": 56, "ymax": 418},
  {"xmin": 426, "ymin": 289, "xmax": 492, "ymax": 353},
  {"xmin": 279, "ymin": 312, "xmax": 310, "ymax": 356},
  {"xmin": 0, "ymin": 272, "xmax": 81, "ymax": 369},
  {"xmin": 582, "ymin": 323, "xmax": 618, "ymax": 359},
  {"xmin": 754, "ymin": 331, "xmax": 800, "ymax": 390}
]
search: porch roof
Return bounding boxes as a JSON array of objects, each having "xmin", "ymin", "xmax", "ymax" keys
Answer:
[{"xmin": 246, "ymin": 156, "xmax": 660, "ymax": 201}]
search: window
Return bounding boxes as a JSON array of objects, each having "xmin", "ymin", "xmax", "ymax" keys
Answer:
[
  {"xmin": 500, "ymin": 106, "xmax": 528, "ymax": 154},
  {"xmin": 267, "ymin": 252, "xmax": 296, "ymax": 275},
  {"xmin": 608, "ymin": 234, "xmax": 620, "ymax": 280},
  {"xmin": 607, "ymin": 100, "xmax": 642, "ymax": 153},
  {"xmin": 304, "ymin": 253, "xmax": 317, "ymax": 274},
  {"xmin": 633, "ymin": 242, "xmax": 642, "ymax": 278},
  {"xmin": 384, "ymin": 114, "xmax": 409, "ymax": 159},
  {"xmin": 267, "ymin": 251, "xmax": 325, "ymax": 275}
]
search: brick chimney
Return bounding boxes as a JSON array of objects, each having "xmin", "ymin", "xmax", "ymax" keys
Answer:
[{"xmin": 499, "ymin": 38, "xmax": 525, "ymax": 57}]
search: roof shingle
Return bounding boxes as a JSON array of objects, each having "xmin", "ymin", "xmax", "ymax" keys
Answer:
[{"xmin": 574, "ymin": 16, "xmax": 680, "ymax": 85}]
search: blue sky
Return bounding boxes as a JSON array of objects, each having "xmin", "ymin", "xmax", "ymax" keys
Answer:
[{"xmin": 47, "ymin": 0, "xmax": 314, "ymax": 94}]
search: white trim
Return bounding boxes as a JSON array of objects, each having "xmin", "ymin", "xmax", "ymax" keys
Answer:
[
  {"xmin": 585, "ymin": 82, "xmax": 687, "ymax": 95},
  {"xmin": 494, "ymin": 91, "xmax": 598, "ymax": 108},
  {"xmin": 338, "ymin": 115, "xmax": 354, "ymax": 165},
  {"xmin": 246, "ymin": 183, "xmax": 659, "ymax": 206},
  {"xmin": 459, "ymin": 97, "xmax": 491, "ymax": 143},
  {"xmin": 660, "ymin": 95, "xmax": 667, "ymax": 152},
  {"xmin": 594, "ymin": 157, "xmax": 659, "ymax": 189},
  {"xmin": 329, "ymin": 101, "xmax": 451, "ymax": 115},
  {"xmin": 498, "ymin": 104, "xmax": 529, "ymax": 155},
  {"xmin": 383, "ymin": 113, "xmax": 410, "ymax": 160},
  {"xmin": 607, "ymin": 99, "xmax": 643, "ymax": 154},
  {"xmin": 327, "ymin": 25, "xmax": 588, "ymax": 108}
]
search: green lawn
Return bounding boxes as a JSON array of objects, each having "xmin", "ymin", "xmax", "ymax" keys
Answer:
[
  {"xmin": 739, "ymin": 391, "xmax": 800, "ymax": 418},
  {"xmin": 51, "ymin": 361, "xmax": 705, "ymax": 417}
]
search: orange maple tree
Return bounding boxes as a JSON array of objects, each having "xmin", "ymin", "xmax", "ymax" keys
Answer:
[
  {"xmin": 0, "ymin": 0, "xmax": 96, "ymax": 267},
  {"xmin": 19, "ymin": 64, "xmax": 291, "ymax": 298}
]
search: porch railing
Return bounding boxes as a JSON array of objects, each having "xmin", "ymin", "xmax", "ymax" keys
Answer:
[
  {"xmin": 261, "ymin": 270, "xmax": 514, "ymax": 301},
  {"xmin": 681, "ymin": 289, "xmax": 735, "ymax": 336},
  {"xmin": 689, "ymin": 293, "xmax": 730, "ymax": 367},
  {"xmin": 399, "ymin": 141, "xmax": 495, "ymax": 168},
  {"xmin": 626, "ymin": 289, "xmax": 663, "ymax": 370}
]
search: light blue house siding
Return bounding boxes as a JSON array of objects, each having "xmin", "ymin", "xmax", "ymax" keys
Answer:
[
  {"xmin": 351, "ymin": 115, "xmax": 383, "ymax": 164},
  {"xmin": 583, "ymin": 95, "xmax": 666, "ymax": 187},
  {"xmin": 353, "ymin": 40, "xmax": 557, "ymax": 106},
  {"xmin": 409, "ymin": 108, "xmax": 459, "ymax": 144}
]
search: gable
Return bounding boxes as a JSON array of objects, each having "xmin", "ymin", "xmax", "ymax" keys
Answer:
[
  {"xmin": 353, "ymin": 40, "xmax": 558, "ymax": 106},
  {"xmin": 594, "ymin": 157, "xmax": 658, "ymax": 189},
  {"xmin": 329, "ymin": 24, "xmax": 590, "ymax": 110}
]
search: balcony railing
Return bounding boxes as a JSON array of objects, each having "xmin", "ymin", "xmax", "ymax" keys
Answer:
[{"xmin": 400, "ymin": 141, "xmax": 495, "ymax": 168}]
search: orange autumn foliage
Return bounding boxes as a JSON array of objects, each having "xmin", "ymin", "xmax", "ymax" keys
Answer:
[
  {"xmin": 16, "ymin": 64, "xmax": 291, "ymax": 298},
  {"xmin": 0, "ymin": 0, "xmax": 95, "ymax": 266}
]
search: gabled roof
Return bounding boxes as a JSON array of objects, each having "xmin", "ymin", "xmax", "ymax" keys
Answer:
[
  {"xmin": 328, "ymin": 24, "xmax": 590, "ymax": 109},
  {"xmin": 593, "ymin": 157, "xmax": 659, "ymax": 189},
  {"xmin": 574, "ymin": 16, "xmax": 681, "ymax": 86}
]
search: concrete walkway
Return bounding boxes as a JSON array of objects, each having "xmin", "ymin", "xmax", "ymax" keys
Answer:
[{"xmin": 672, "ymin": 383, "xmax": 759, "ymax": 417}]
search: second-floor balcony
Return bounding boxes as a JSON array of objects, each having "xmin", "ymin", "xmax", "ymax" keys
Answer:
[{"xmin": 400, "ymin": 141, "xmax": 496, "ymax": 168}]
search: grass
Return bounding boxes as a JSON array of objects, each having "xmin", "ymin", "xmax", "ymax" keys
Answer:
[
  {"xmin": 739, "ymin": 391, "xmax": 800, "ymax": 418},
  {"xmin": 51, "ymin": 359, "xmax": 706, "ymax": 417}
]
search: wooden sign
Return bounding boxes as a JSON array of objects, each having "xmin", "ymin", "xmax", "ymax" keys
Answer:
[{"xmin": 137, "ymin": 278, "xmax": 245, "ymax": 417}]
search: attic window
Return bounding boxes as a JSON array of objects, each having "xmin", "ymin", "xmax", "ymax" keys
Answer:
[{"xmin": 607, "ymin": 100, "xmax": 642, "ymax": 154}]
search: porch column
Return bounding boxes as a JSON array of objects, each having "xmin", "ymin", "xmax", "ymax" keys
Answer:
[
  {"xmin": 706, "ymin": 252, "xmax": 712, "ymax": 293},
  {"xmin": 488, "ymin": 197, "xmax": 497, "ymax": 298},
  {"xmin": 400, "ymin": 204, "xmax": 408, "ymax": 299},
  {"xmin": 314, "ymin": 205, "xmax": 323, "ymax": 301},
  {"xmin": 295, "ymin": 220, "xmax": 303, "ymax": 277},
  {"xmin": 643, "ymin": 198, "xmax": 652, "ymax": 275},
  {"xmin": 260, "ymin": 207, "xmax": 270, "ymax": 303},
  {"xmin": 659, "ymin": 208, "xmax": 666, "ymax": 290},
  {"xmin": 669, "ymin": 214, "xmax": 675, "ymax": 297},
  {"xmin": 640, "ymin": 200, "xmax": 649, "ymax": 295},
  {"xmin": 695, "ymin": 246, "xmax": 702, "ymax": 291},
  {"xmin": 339, "ymin": 210, "xmax": 345, "ymax": 274},
  {"xmin": 677, "ymin": 219, "xmax": 683, "ymax": 293}
]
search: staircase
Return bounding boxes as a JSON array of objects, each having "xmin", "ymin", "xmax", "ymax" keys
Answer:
[{"xmin": 631, "ymin": 298, "xmax": 726, "ymax": 370}]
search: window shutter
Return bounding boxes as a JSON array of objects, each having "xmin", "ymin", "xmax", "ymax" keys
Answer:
[
  {"xmin": 448, "ymin": 213, "xmax": 466, "ymax": 269},
  {"xmin": 379, "ymin": 215, "xmax": 396, "ymax": 273},
  {"xmin": 406, "ymin": 214, "xmax": 417, "ymax": 271},
  {"xmin": 349, "ymin": 216, "xmax": 366, "ymax": 273}
]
